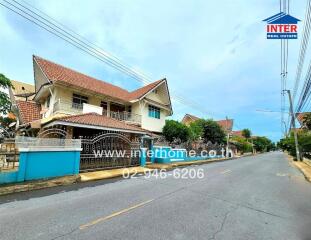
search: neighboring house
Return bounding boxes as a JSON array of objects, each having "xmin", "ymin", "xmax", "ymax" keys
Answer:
[
  {"xmin": 296, "ymin": 112, "xmax": 310, "ymax": 129},
  {"xmin": 231, "ymin": 130, "xmax": 243, "ymax": 138},
  {"xmin": 11, "ymin": 55, "xmax": 173, "ymax": 139},
  {"xmin": 181, "ymin": 114, "xmax": 233, "ymax": 132},
  {"xmin": 9, "ymin": 80, "xmax": 36, "ymax": 104},
  {"xmin": 181, "ymin": 114, "xmax": 200, "ymax": 126}
]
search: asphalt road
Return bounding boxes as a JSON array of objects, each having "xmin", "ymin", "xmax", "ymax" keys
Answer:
[{"xmin": 1, "ymin": 152, "xmax": 311, "ymax": 240}]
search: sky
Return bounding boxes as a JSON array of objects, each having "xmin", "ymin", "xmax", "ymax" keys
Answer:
[{"xmin": 0, "ymin": 0, "xmax": 309, "ymax": 142}]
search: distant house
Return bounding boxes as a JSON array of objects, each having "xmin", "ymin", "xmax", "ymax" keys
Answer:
[
  {"xmin": 231, "ymin": 130, "xmax": 243, "ymax": 138},
  {"xmin": 181, "ymin": 114, "xmax": 233, "ymax": 132},
  {"xmin": 10, "ymin": 55, "xmax": 173, "ymax": 138},
  {"xmin": 181, "ymin": 114, "xmax": 200, "ymax": 126},
  {"xmin": 9, "ymin": 80, "xmax": 36, "ymax": 103},
  {"xmin": 296, "ymin": 112, "xmax": 310, "ymax": 129}
]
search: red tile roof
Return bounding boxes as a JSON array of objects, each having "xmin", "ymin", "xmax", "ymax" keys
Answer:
[
  {"xmin": 16, "ymin": 100, "xmax": 41, "ymax": 124},
  {"xmin": 296, "ymin": 112, "xmax": 310, "ymax": 125},
  {"xmin": 231, "ymin": 130, "xmax": 243, "ymax": 137},
  {"xmin": 52, "ymin": 113, "xmax": 148, "ymax": 133},
  {"xmin": 34, "ymin": 55, "xmax": 165, "ymax": 102},
  {"xmin": 216, "ymin": 119, "xmax": 233, "ymax": 131},
  {"xmin": 181, "ymin": 114, "xmax": 234, "ymax": 131}
]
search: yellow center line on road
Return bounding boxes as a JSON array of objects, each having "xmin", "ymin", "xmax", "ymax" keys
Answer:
[
  {"xmin": 79, "ymin": 199, "xmax": 154, "ymax": 230},
  {"xmin": 220, "ymin": 169, "xmax": 232, "ymax": 174}
]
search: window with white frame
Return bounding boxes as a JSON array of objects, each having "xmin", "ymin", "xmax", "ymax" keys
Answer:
[{"xmin": 148, "ymin": 105, "xmax": 160, "ymax": 119}]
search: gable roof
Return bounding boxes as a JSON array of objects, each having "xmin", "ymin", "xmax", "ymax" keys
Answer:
[
  {"xmin": 181, "ymin": 114, "xmax": 233, "ymax": 131},
  {"xmin": 33, "ymin": 55, "xmax": 168, "ymax": 103},
  {"xmin": 181, "ymin": 114, "xmax": 200, "ymax": 124},
  {"xmin": 16, "ymin": 100, "xmax": 41, "ymax": 124},
  {"xmin": 10, "ymin": 80, "xmax": 35, "ymax": 101},
  {"xmin": 44, "ymin": 112, "xmax": 149, "ymax": 134},
  {"xmin": 216, "ymin": 119, "xmax": 233, "ymax": 131}
]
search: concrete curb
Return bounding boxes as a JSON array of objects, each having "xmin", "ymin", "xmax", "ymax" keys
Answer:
[
  {"xmin": 0, "ymin": 175, "xmax": 79, "ymax": 196},
  {"xmin": 79, "ymin": 167, "xmax": 152, "ymax": 182},
  {"xmin": 287, "ymin": 154, "xmax": 311, "ymax": 182}
]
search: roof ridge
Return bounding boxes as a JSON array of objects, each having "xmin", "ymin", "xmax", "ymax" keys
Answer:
[
  {"xmin": 33, "ymin": 55, "xmax": 130, "ymax": 94},
  {"xmin": 58, "ymin": 112, "xmax": 100, "ymax": 120},
  {"xmin": 33, "ymin": 55, "xmax": 167, "ymax": 102}
]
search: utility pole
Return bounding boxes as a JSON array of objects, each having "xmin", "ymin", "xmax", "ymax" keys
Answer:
[
  {"xmin": 251, "ymin": 138, "xmax": 255, "ymax": 155},
  {"xmin": 226, "ymin": 116, "xmax": 230, "ymax": 158},
  {"xmin": 284, "ymin": 90, "xmax": 300, "ymax": 161}
]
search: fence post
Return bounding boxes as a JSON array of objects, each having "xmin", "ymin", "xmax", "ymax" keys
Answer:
[{"xmin": 140, "ymin": 148, "xmax": 147, "ymax": 167}]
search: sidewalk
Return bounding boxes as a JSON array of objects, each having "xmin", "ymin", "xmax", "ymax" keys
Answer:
[
  {"xmin": 0, "ymin": 175, "xmax": 78, "ymax": 196},
  {"xmin": 287, "ymin": 154, "xmax": 311, "ymax": 182},
  {"xmin": 79, "ymin": 166, "xmax": 152, "ymax": 182},
  {"xmin": 293, "ymin": 160, "xmax": 311, "ymax": 182}
]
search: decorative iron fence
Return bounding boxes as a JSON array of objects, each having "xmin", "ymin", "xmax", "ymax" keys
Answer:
[
  {"xmin": 80, "ymin": 133, "xmax": 140, "ymax": 172},
  {"xmin": 0, "ymin": 139, "xmax": 19, "ymax": 172}
]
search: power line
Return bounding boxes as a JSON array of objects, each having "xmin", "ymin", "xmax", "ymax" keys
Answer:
[
  {"xmin": 293, "ymin": 0, "xmax": 311, "ymax": 101},
  {"xmin": 0, "ymin": 0, "xmax": 213, "ymax": 116}
]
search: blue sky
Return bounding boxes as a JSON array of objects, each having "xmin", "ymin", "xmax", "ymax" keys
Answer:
[{"xmin": 0, "ymin": 0, "xmax": 308, "ymax": 142}]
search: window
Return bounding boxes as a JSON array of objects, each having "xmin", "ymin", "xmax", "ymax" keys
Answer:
[
  {"xmin": 72, "ymin": 93, "xmax": 88, "ymax": 109},
  {"xmin": 148, "ymin": 105, "xmax": 160, "ymax": 119},
  {"xmin": 101, "ymin": 101, "xmax": 108, "ymax": 115}
]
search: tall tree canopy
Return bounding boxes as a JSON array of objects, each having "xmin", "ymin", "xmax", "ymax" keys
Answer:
[
  {"xmin": 0, "ymin": 74, "xmax": 13, "ymax": 114},
  {"xmin": 302, "ymin": 113, "xmax": 311, "ymax": 130},
  {"xmin": 202, "ymin": 119, "xmax": 226, "ymax": 144},
  {"xmin": 162, "ymin": 120, "xmax": 190, "ymax": 143},
  {"xmin": 188, "ymin": 119, "xmax": 205, "ymax": 141},
  {"xmin": 242, "ymin": 128, "xmax": 251, "ymax": 139},
  {"xmin": 253, "ymin": 136, "xmax": 274, "ymax": 152}
]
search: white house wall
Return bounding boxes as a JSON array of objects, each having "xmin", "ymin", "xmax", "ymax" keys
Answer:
[{"xmin": 33, "ymin": 61, "xmax": 49, "ymax": 92}]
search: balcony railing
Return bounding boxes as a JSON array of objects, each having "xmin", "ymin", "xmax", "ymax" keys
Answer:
[
  {"xmin": 53, "ymin": 100, "xmax": 141, "ymax": 125},
  {"xmin": 104, "ymin": 110, "xmax": 141, "ymax": 125},
  {"xmin": 53, "ymin": 100, "xmax": 83, "ymax": 115}
]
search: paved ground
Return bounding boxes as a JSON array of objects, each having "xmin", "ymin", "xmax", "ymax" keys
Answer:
[{"xmin": 0, "ymin": 152, "xmax": 311, "ymax": 240}]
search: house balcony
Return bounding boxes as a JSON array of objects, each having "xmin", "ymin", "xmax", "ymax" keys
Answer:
[
  {"xmin": 53, "ymin": 100, "xmax": 141, "ymax": 125},
  {"xmin": 104, "ymin": 110, "xmax": 142, "ymax": 126}
]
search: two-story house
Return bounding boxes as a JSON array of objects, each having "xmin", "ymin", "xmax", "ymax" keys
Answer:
[{"xmin": 12, "ymin": 55, "xmax": 173, "ymax": 140}]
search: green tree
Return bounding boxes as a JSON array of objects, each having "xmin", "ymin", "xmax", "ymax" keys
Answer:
[
  {"xmin": 252, "ymin": 136, "xmax": 273, "ymax": 152},
  {"xmin": 302, "ymin": 112, "xmax": 311, "ymax": 130},
  {"xmin": 188, "ymin": 119, "xmax": 205, "ymax": 141},
  {"xmin": 0, "ymin": 116, "xmax": 15, "ymax": 129},
  {"xmin": 0, "ymin": 74, "xmax": 13, "ymax": 114},
  {"xmin": 279, "ymin": 130, "xmax": 311, "ymax": 159},
  {"xmin": 242, "ymin": 128, "xmax": 251, "ymax": 139},
  {"xmin": 231, "ymin": 136, "xmax": 253, "ymax": 154},
  {"xmin": 202, "ymin": 119, "xmax": 226, "ymax": 144},
  {"xmin": 162, "ymin": 120, "xmax": 190, "ymax": 143}
]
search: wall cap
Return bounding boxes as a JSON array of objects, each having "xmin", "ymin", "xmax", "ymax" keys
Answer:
[{"xmin": 19, "ymin": 148, "xmax": 83, "ymax": 152}]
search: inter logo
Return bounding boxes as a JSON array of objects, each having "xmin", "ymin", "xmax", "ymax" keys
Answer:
[{"xmin": 263, "ymin": 12, "xmax": 300, "ymax": 39}]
